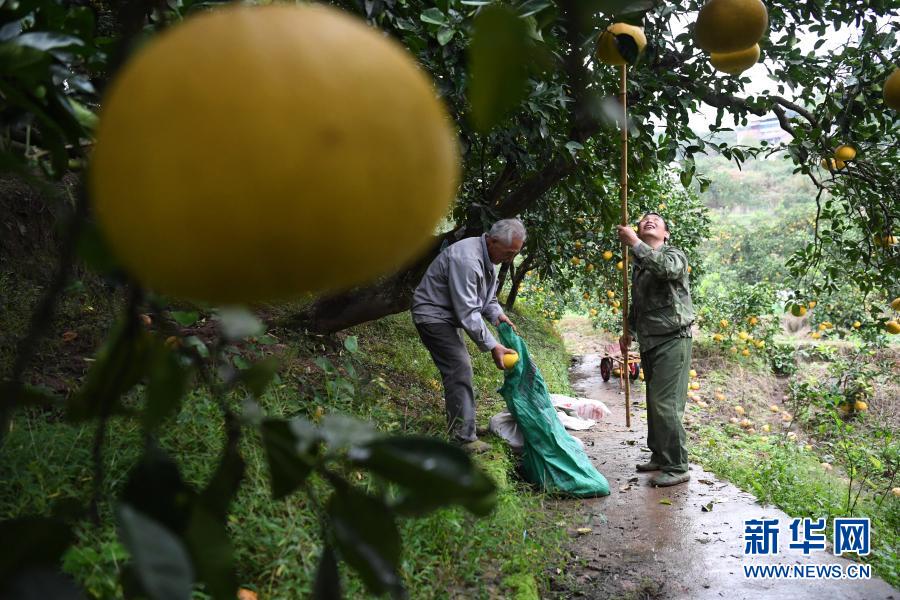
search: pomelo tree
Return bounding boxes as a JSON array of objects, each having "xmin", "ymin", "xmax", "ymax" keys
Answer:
[
  {"xmin": 1, "ymin": 0, "xmax": 899, "ymax": 596},
  {"xmin": 289, "ymin": 0, "xmax": 899, "ymax": 332}
]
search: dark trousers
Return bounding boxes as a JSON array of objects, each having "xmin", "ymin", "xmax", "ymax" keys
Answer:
[
  {"xmin": 415, "ymin": 322, "xmax": 477, "ymax": 442},
  {"xmin": 641, "ymin": 336, "xmax": 692, "ymax": 474}
]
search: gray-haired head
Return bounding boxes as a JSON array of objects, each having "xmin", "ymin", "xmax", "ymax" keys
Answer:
[{"xmin": 488, "ymin": 218, "xmax": 527, "ymax": 245}]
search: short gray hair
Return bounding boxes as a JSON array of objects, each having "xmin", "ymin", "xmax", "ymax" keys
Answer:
[{"xmin": 488, "ymin": 218, "xmax": 527, "ymax": 245}]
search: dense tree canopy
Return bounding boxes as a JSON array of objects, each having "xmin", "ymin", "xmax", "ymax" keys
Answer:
[
  {"xmin": 2, "ymin": 0, "xmax": 897, "ymax": 330},
  {"xmin": 2, "ymin": 0, "xmax": 899, "ymax": 597}
]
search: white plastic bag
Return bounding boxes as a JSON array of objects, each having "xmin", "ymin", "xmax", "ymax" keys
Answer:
[
  {"xmin": 555, "ymin": 410, "xmax": 595, "ymax": 431},
  {"xmin": 549, "ymin": 394, "xmax": 612, "ymax": 422},
  {"xmin": 489, "ymin": 411, "xmax": 585, "ymax": 451}
]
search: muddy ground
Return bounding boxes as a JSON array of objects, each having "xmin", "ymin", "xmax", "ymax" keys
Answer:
[{"xmin": 542, "ymin": 323, "xmax": 897, "ymax": 600}]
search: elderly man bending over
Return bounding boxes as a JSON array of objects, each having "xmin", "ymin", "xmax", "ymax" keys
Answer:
[{"xmin": 411, "ymin": 219, "xmax": 525, "ymax": 453}]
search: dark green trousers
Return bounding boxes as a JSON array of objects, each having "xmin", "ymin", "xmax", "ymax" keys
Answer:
[{"xmin": 640, "ymin": 336, "xmax": 692, "ymax": 474}]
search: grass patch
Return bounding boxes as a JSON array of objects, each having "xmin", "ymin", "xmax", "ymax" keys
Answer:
[
  {"xmin": 0, "ymin": 298, "xmax": 569, "ymax": 598},
  {"xmin": 691, "ymin": 424, "xmax": 900, "ymax": 587}
]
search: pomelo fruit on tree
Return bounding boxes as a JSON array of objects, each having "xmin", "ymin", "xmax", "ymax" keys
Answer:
[
  {"xmin": 596, "ymin": 23, "xmax": 647, "ymax": 66},
  {"xmin": 710, "ymin": 44, "xmax": 760, "ymax": 75},
  {"xmin": 833, "ymin": 144, "xmax": 856, "ymax": 161},
  {"xmin": 820, "ymin": 158, "xmax": 846, "ymax": 171},
  {"xmin": 90, "ymin": 4, "xmax": 459, "ymax": 304},
  {"xmin": 885, "ymin": 68, "xmax": 900, "ymax": 110},
  {"xmin": 695, "ymin": 0, "xmax": 768, "ymax": 54}
]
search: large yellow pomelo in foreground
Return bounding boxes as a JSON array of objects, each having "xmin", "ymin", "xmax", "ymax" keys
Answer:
[
  {"xmin": 596, "ymin": 23, "xmax": 647, "ymax": 66},
  {"xmin": 710, "ymin": 44, "xmax": 760, "ymax": 75},
  {"xmin": 885, "ymin": 68, "xmax": 900, "ymax": 110},
  {"xmin": 695, "ymin": 0, "xmax": 768, "ymax": 54},
  {"xmin": 90, "ymin": 4, "xmax": 459, "ymax": 304}
]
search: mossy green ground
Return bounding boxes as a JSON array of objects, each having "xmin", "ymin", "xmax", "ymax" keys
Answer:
[{"xmin": 1, "ymin": 300, "xmax": 571, "ymax": 598}]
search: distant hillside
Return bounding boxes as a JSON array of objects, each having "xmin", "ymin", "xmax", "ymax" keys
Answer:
[{"xmin": 694, "ymin": 152, "xmax": 820, "ymax": 213}]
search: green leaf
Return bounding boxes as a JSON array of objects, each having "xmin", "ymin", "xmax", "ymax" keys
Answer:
[
  {"xmin": 313, "ymin": 545, "xmax": 341, "ymax": 600},
  {"xmin": 216, "ymin": 307, "xmax": 263, "ymax": 340},
  {"xmin": 320, "ymin": 414, "xmax": 378, "ymax": 453},
  {"xmin": 170, "ymin": 311, "xmax": 199, "ymax": 327},
  {"xmin": 76, "ymin": 220, "xmax": 121, "ymax": 276},
  {"xmin": 518, "ymin": 0, "xmax": 553, "ymax": 18},
  {"xmin": 197, "ymin": 427, "xmax": 245, "ymax": 521},
  {"xmin": 0, "ymin": 380, "xmax": 62, "ymax": 410},
  {"xmin": 0, "ymin": 517, "xmax": 73, "ymax": 581},
  {"xmin": 327, "ymin": 488, "xmax": 403, "ymax": 598},
  {"xmin": 343, "ymin": 336, "xmax": 359, "ymax": 354},
  {"xmin": 67, "ymin": 324, "xmax": 154, "ymax": 422},
  {"xmin": 350, "ymin": 436, "xmax": 497, "ymax": 516},
  {"xmin": 235, "ymin": 356, "xmax": 281, "ymax": 397},
  {"xmin": 314, "ymin": 356, "xmax": 336, "ymax": 375},
  {"xmin": 121, "ymin": 447, "xmax": 194, "ymax": 535},
  {"xmin": 0, "ymin": 42, "xmax": 52, "ymax": 78},
  {"xmin": 143, "ymin": 348, "xmax": 191, "ymax": 432},
  {"xmin": 565, "ymin": 141, "xmax": 584, "ymax": 158},
  {"xmin": 467, "ymin": 5, "xmax": 531, "ymax": 133},
  {"xmin": 117, "ymin": 504, "xmax": 194, "ymax": 600},
  {"xmin": 182, "ymin": 336, "xmax": 209, "ymax": 358},
  {"xmin": 420, "ymin": 8, "xmax": 447, "ymax": 26},
  {"xmin": 436, "ymin": 28, "xmax": 455, "ymax": 46},
  {"xmin": 586, "ymin": 0, "xmax": 656, "ymax": 14},
  {"xmin": 260, "ymin": 418, "xmax": 318, "ymax": 499},
  {"xmin": 13, "ymin": 32, "xmax": 84, "ymax": 52},
  {"xmin": 183, "ymin": 507, "xmax": 236, "ymax": 600}
]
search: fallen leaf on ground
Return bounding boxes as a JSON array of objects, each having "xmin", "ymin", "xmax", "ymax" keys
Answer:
[
  {"xmin": 701, "ymin": 501, "xmax": 714, "ymax": 512},
  {"xmin": 659, "ymin": 498, "xmax": 672, "ymax": 505}
]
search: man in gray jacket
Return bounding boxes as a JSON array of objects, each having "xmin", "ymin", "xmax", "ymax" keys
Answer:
[{"xmin": 411, "ymin": 219, "xmax": 525, "ymax": 453}]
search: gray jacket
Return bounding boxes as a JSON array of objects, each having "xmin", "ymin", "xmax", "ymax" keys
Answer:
[{"xmin": 411, "ymin": 235, "xmax": 504, "ymax": 351}]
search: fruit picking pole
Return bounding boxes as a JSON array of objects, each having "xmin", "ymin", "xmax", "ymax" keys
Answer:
[{"xmin": 619, "ymin": 64, "xmax": 631, "ymax": 429}]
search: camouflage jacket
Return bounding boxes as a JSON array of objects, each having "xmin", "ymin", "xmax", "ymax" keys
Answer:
[{"xmin": 627, "ymin": 241, "xmax": 695, "ymax": 351}]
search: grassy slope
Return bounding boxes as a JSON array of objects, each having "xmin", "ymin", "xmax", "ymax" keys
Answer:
[
  {"xmin": 0, "ymin": 294, "xmax": 572, "ymax": 598},
  {"xmin": 685, "ymin": 335, "xmax": 900, "ymax": 587}
]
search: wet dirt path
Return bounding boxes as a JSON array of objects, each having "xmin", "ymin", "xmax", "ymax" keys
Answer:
[{"xmin": 545, "ymin": 351, "xmax": 897, "ymax": 599}]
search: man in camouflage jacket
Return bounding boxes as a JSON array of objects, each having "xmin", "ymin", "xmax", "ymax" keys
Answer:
[{"xmin": 618, "ymin": 212, "xmax": 695, "ymax": 487}]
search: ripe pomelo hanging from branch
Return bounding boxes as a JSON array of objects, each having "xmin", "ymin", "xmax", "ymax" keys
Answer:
[
  {"xmin": 884, "ymin": 68, "xmax": 900, "ymax": 110},
  {"xmin": 695, "ymin": 0, "xmax": 768, "ymax": 54},
  {"xmin": 710, "ymin": 44, "xmax": 760, "ymax": 75},
  {"xmin": 90, "ymin": 4, "xmax": 460, "ymax": 304},
  {"xmin": 833, "ymin": 144, "xmax": 857, "ymax": 161}
]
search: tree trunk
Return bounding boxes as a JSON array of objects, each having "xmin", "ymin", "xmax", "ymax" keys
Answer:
[
  {"xmin": 504, "ymin": 254, "xmax": 534, "ymax": 311},
  {"xmin": 496, "ymin": 262, "xmax": 511, "ymax": 297}
]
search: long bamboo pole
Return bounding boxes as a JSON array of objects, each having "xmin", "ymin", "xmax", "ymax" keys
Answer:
[{"xmin": 619, "ymin": 64, "xmax": 631, "ymax": 429}]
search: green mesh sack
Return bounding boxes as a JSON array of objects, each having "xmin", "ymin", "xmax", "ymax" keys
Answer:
[{"xmin": 497, "ymin": 323, "xmax": 609, "ymax": 497}]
